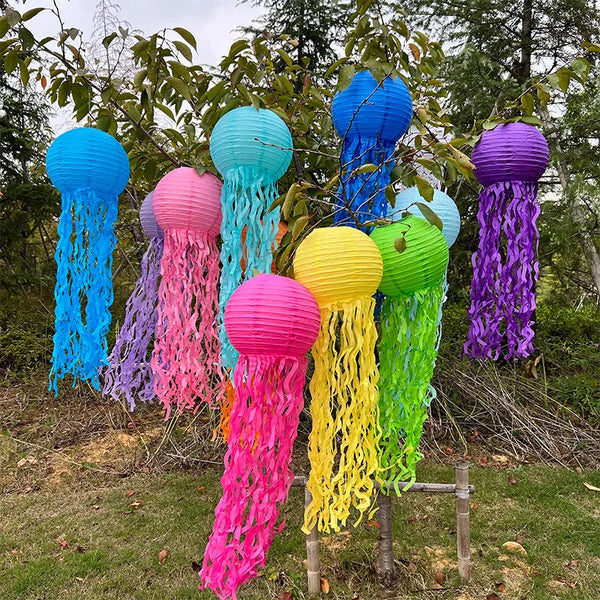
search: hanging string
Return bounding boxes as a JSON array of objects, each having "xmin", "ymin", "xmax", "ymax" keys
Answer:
[
  {"xmin": 303, "ymin": 297, "xmax": 380, "ymax": 533},
  {"xmin": 103, "ymin": 236, "xmax": 163, "ymax": 410}
]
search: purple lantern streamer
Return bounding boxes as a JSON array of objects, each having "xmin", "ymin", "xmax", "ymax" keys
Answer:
[
  {"xmin": 103, "ymin": 192, "xmax": 163, "ymax": 410},
  {"xmin": 465, "ymin": 123, "xmax": 549, "ymax": 360}
]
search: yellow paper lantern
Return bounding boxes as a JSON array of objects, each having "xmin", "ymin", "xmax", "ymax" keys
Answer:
[{"xmin": 294, "ymin": 226, "xmax": 383, "ymax": 533}]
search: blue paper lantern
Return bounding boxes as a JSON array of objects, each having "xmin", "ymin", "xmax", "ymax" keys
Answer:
[
  {"xmin": 210, "ymin": 106, "xmax": 293, "ymax": 370},
  {"xmin": 46, "ymin": 127, "xmax": 129, "ymax": 393},
  {"xmin": 331, "ymin": 70, "xmax": 412, "ymax": 226},
  {"xmin": 392, "ymin": 187, "xmax": 461, "ymax": 248}
]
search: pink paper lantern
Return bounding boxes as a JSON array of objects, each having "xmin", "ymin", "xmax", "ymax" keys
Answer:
[
  {"xmin": 201, "ymin": 274, "xmax": 320, "ymax": 600},
  {"xmin": 151, "ymin": 167, "xmax": 224, "ymax": 417}
]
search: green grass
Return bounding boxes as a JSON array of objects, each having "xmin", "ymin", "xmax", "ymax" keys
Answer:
[{"xmin": 1, "ymin": 463, "xmax": 600, "ymax": 599}]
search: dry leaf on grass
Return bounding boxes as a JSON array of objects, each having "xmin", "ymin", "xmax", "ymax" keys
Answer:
[
  {"xmin": 320, "ymin": 577, "xmax": 330, "ymax": 593},
  {"xmin": 278, "ymin": 593, "xmax": 293, "ymax": 600},
  {"xmin": 502, "ymin": 541, "xmax": 527, "ymax": 555},
  {"xmin": 158, "ymin": 549, "xmax": 168, "ymax": 564},
  {"xmin": 583, "ymin": 481, "xmax": 600, "ymax": 492},
  {"xmin": 126, "ymin": 490, "xmax": 136, "ymax": 498}
]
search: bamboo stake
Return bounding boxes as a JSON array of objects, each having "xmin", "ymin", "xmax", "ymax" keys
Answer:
[
  {"xmin": 304, "ymin": 483, "xmax": 321, "ymax": 596},
  {"xmin": 376, "ymin": 490, "xmax": 396, "ymax": 587},
  {"xmin": 455, "ymin": 462, "xmax": 471, "ymax": 582}
]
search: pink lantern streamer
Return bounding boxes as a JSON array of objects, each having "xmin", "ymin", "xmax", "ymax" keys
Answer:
[
  {"xmin": 151, "ymin": 168, "xmax": 224, "ymax": 418},
  {"xmin": 200, "ymin": 274, "xmax": 320, "ymax": 600}
]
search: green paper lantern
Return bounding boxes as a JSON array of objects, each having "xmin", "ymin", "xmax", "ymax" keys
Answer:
[
  {"xmin": 370, "ymin": 216, "xmax": 449, "ymax": 492},
  {"xmin": 371, "ymin": 216, "xmax": 449, "ymax": 296}
]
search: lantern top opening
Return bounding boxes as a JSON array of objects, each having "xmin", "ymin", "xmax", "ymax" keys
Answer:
[
  {"xmin": 332, "ymin": 70, "xmax": 413, "ymax": 143},
  {"xmin": 293, "ymin": 226, "xmax": 383, "ymax": 307},
  {"xmin": 225, "ymin": 273, "xmax": 320, "ymax": 357},
  {"xmin": 152, "ymin": 167, "xmax": 222, "ymax": 235},
  {"xmin": 471, "ymin": 122, "xmax": 549, "ymax": 187},
  {"xmin": 370, "ymin": 216, "xmax": 449, "ymax": 296},
  {"xmin": 210, "ymin": 106, "xmax": 293, "ymax": 182},
  {"xmin": 46, "ymin": 127, "xmax": 130, "ymax": 197}
]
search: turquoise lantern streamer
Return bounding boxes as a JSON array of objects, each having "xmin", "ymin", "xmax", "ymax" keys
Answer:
[
  {"xmin": 210, "ymin": 106, "xmax": 293, "ymax": 370},
  {"xmin": 46, "ymin": 128, "xmax": 129, "ymax": 393}
]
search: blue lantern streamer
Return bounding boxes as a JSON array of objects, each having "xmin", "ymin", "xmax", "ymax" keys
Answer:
[{"xmin": 46, "ymin": 128, "xmax": 129, "ymax": 393}]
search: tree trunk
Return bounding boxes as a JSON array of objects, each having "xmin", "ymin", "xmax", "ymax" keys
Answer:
[
  {"xmin": 518, "ymin": 0, "xmax": 533, "ymax": 83},
  {"xmin": 539, "ymin": 105, "xmax": 600, "ymax": 297}
]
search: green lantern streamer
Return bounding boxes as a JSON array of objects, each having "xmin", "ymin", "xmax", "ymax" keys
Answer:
[{"xmin": 370, "ymin": 216, "xmax": 448, "ymax": 491}]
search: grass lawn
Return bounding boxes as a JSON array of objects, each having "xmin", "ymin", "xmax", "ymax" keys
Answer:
[{"xmin": 1, "ymin": 460, "xmax": 600, "ymax": 600}]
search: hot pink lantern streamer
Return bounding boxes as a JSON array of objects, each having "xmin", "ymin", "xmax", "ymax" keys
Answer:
[
  {"xmin": 200, "ymin": 274, "xmax": 320, "ymax": 600},
  {"xmin": 151, "ymin": 167, "xmax": 224, "ymax": 418}
]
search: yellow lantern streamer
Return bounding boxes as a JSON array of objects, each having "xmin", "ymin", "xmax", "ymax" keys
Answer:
[{"xmin": 294, "ymin": 227, "xmax": 383, "ymax": 533}]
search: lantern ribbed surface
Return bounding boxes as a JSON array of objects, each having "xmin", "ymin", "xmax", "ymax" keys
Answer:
[
  {"xmin": 293, "ymin": 227, "xmax": 383, "ymax": 306},
  {"xmin": 392, "ymin": 187, "xmax": 461, "ymax": 248},
  {"xmin": 471, "ymin": 122, "xmax": 549, "ymax": 187},
  {"xmin": 332, "ymin": 70, "xmax": 413, "ymax": 142},
  {"xmin": 370, "ymin": 216, "xmax": 449, "ymax": 296},
  {"xmin": 152, "ymin": 167, "xmax": 222, "ymax": 235},
  {"xmin": 139, "ymin": 191, "xmax": 163, "ymax": 240},
  {"xmin": 225, "ymin": 274, "xmax": 320, "ymax": 357},
  {"xmin": 46, "ymin": 127, "xmax": 129, "ymax": 196},
  {"xmin": 210, "ymin": 106, "xmax": 292, "ymax": 181}
]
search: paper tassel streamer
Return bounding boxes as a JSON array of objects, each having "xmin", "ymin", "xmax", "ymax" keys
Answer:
[
  {"xmin": 103, "ymin": 191, "xmax": 163, "ymax": 410},
  {"xmin": 201, "ymin": 274, "xmax": 320, "ymax": 600},
  {"xmin": 371, "ymin": 217, "xmax": 449, "ymax": 489},
  {"xmin": 293, "ymin": 227, "xmax": 383, "ymax": 532},
  {"xmin": 465, "ymin": 123, "xmax": 549, "ymax": 360},
  {"xmin": 210, "ymin": 106, "xmax": 293, "ymax": 370},
  {"xmin": 332, "ymin": 70, "xmax": 412, "ymax": 226},
  {"xmin": 151, "ymin": 167, "xmax": 224, "ymax": 418},
  {"xmin": 46, "ymin": 127, "xmax": 129, "ymax": 393}
]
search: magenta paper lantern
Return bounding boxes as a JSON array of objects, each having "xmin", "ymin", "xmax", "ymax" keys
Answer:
[
  {"xmin": 151, "ymin": 167, "xmax": 224, "ymax": 417},
  {"xmin": 465, "ymin": 122, "xmax": 549, "ymax": 361},
  {"xmin": 201, "ymin": 273, "xmax": 320, "ymax": 600}
]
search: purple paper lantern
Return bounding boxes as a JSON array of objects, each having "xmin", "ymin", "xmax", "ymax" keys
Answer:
[
  {"xmin": 465, "ymin": 122, "xmax": 549, "ymax": 361},
  {"xmin": 103, "ymin": 191, "xmax": 164, "ymax": 410}
]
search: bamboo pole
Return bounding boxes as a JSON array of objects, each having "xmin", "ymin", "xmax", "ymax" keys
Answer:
[
  {"xmin": 376, "ymin": 490, "xmax": 396, "ymax": 586},
  {"xmin": 304, "ymin": 483, "xmax": 321, "ymax": 596},
  {"xmin": 455, "ymin": 463, "xmax": 471, "ymax": 582}
]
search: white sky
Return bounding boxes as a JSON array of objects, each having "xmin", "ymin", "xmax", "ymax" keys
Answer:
[{"xmin": 22, "ymin": 0, "xmax": 263, "ymax": 68}]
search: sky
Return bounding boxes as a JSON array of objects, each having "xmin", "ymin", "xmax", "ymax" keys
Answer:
[{"xmin": 23, "ymin": 0, "xmax": 264, "ymax": 68}]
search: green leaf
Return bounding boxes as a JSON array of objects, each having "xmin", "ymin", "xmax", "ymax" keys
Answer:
[
  {"xmin": 337, "ymin": 64, "xmax": 355, "ymax": 91},
  {"xmin": 133, "ymin": 68, "xmax": 147, "ymax": 89},
  {"xmin": 282, "ymin": 183, "xmax": 299, "ymax": 220},
  {"xmin": 324, "ymin": 57, "xmax": 348, "ymax": 79},
  {"xmin": 520, "ymin": 115, "xmax": 543, "ymax": 126},
  {"xmin": 173, "ymin": 27, "xmax": 197, "ymax": 50},
  {"xmin": 570, "ymin": 57, "xmax": 589, "ymax": 77},
  {"xmin": 167, "ymin": 76, "xmax": 191, "ymax": 101},
  {"xmin": 414, "ymin": 175, "xmax": 434, "ymax": 203},
  {"xmin": 521, "ymin": 93, "xmax": 534, "ymax": 115},
  {"xmin": 556, "ymin": 68, "xmax": 571, "ymax": 92},
  {"xmin": 102, "ymin": 32, "xmax": 117, "ymax": 48},
  {"xmin": 5, "ymin": 8, "xmax": 20, "ymax": 27},
  {"xmin": 482, "ymin": 120, "xmax": 497, "ymax": 131},
  {"xmin": 291, "ymin": 215, "xmax": 309, "ymax": 240},
  {"xmin": 536, "ymin": 84, "xmax": 550, "ymax": 106},
  {"xmin": 0, "ymin": 17, "xmax": 9, "ymax": 37},
  {"xmin": 4, "ymin": 49, "xmax": 18, "ymax": 75},
  {"xmin": 228, "ymin": 39, "xmax": 249, "ymax": 58},
  {"xmin": 355, "ymin": 163, "xmax": 378, "ymax": 175},
  {"xmin": 173, "ymin": 40, "xmax": 193, "ymax": 62},
  {"xmin": 276, "ymin": 48, "xmax": 293, "ymax": 67},
  {"xmin": 394, "ymin": 237, "xmax": 407, "ymax": 253},
  {"xmin": 22, "ymin": 7, "xmax": 44, "ymax": 21},
  {"xmin": 19, "ymin": 60, "xmax": 29, "ymax": 86},
  {"xmin": 415, "ymin": 201, "xmax": 443, "ymax": 232}
]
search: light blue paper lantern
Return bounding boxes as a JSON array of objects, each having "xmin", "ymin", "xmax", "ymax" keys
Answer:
[
  {"xmin": 46, "ymin": 127, "xmax": 129, "ymax": 393},
  {"xmin": 210, "ymin": 106, "xmax": 293, "ymax": 370},
  {"xmin": 392, "ymin": 187, "xmax": 461, "ymax": 248}
]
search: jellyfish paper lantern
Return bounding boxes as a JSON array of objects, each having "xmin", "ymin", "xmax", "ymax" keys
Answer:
[
  {"xmin": 465, "ymin": 122, "xmax": 549, "ymax": 360},
  {"xmin": 150, "ymin": 167, "xmax": 224, "ymax": 417},
  {"xmin": 371, "ymin": 217, "xmax": 448, "ymax": 488},
  {"xmin": 210, "ymin": 106, "xmax": 293, "ymax": 371},
  {"xmin": 103, "ymin": 191, "xmax": 163, "ymax": 410},
  {"xmin": 200, "ymin": 274, "xmax": 320, "ymax": 600},
  {"xmin": 393, "ymin": 187, "xmax": 461, "ymax": 248},
  {"xmin": 46, "ymin": 127, "xmax": 129, "ymax": 393},
  {"xmin": 293, "ymin": 227, "xmax": 383, "ymax": 533},
  {"xmin": 332, "ymin": 70, "xmax": 412, "ymax": 225}
]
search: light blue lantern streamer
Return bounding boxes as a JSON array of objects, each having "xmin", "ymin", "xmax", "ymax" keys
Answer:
[
  {"xmin": 210, "ymin": 106, "xmax": 292, "ymax": 370},
  {"xmin": 332, "ymin": 70, "xmax": 412, "ymax": 226},
  {"xmin": 46, "ymin": 128, "xmax": 129, "ymax": 393}
]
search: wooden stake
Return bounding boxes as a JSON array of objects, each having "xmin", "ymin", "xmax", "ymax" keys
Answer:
[
  {"xmin": 376, "ymin": 490, "xmax": 397, "ymax": 587},
  {"xmin": 455, "ymin": 463, "xmax": 471, "ymax": 582},
  {"xmin": 305, "ymin": 483, "xmax": 321, "ymax": 596}
]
